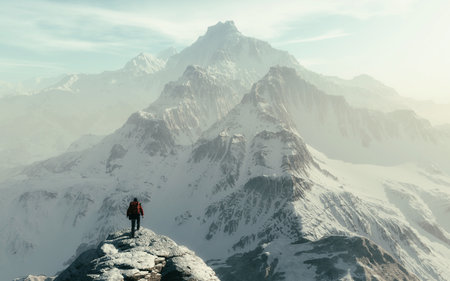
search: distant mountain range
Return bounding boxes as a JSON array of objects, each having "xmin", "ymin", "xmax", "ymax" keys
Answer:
[
  {"xmin": 1, "ymin": 21, "xmax": 449, "ymax": 281},
  {"xmin": 1, "ymin": 21, "xmax": 448, "ymax": 176}
]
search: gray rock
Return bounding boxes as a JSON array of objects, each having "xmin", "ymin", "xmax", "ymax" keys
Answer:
[
  {"xmin": 215, "ymin": 235, "xmax": 420, "ymax": 281},
  {"xmin": 55, "ymin": 228, "xmax": 220, "ymax": 281}
]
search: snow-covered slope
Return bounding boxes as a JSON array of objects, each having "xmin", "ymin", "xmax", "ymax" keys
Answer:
[
  {"xmin": 215, "ymin": 235, "xmax": 420, "ymax": 281},
  {"xmin": 3, "ymin": 20, "xmax": 445, "ymax": 178},
  {"xmin": 306, "ymin": 72, "xmax": 450, "ymax": 126},
  {"xmin": 3, "ymin": 66, "xmax": 450, "ymax": 281},
  {"xmin": 123, "ymin": 52, "xmax": 166, "ymax": 75},
  {"xmin": 323, "ymin": 74, "xmax": 403, "ymax": 112},
  {"xmin": 145, "ymin": 65, "xmax": 245, "ymax": 144},
  {"xmin": 161, "ymin": 21, "xmax": 450, "ymax": 127},
  {"xmin": 249, "ymin": 67, "xmax": 450, "ymax": 169},
  {"xmin": 160, "ymin": 21, "xmax": 301, "ymax": 89},
  {"xmin": 0, "ymin": 54, "xmax": 163, "ymax": 173},
  {"xmin": 0, "ymin": 21, "xmax": 298, "ymax": 176}
]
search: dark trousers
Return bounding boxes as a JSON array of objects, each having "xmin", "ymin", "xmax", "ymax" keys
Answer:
[{"xmin": 130, "ymin": 215, "xmax": 140, "ymax": 237}]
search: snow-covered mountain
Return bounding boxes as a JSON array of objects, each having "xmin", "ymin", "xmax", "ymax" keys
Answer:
[
  {"xmin": 122, "ymin": 52, "xmax": 166, "ymax": 75},
  {"xmin": 160, "ymin": 21, "xmax": 300, "ymax": 88},
  {"xmin": 0, "ymin": 20, "xmax": 299, "ymax": 176},
  {"xmin": 2, "ymin": 20, "xmax": 448, "ymax": 178},
  {"xmin": 145, "ymin": 65, "xmax": 245, "ymax": 144},
  {"xmin": 249, "ymin": 67, "xmax": 450, "ymax": 168},
  {"xmin": 0, "ymin": 54, "xmax": 164, "ymax": 175},
  {"xmin": 2, "ymin": 64, "xmax": 449, "ymax": 280},
  {"xmin": 325, "ymin": 74, "xmax": 450, "ymax": 126},
  {"xmin": 215, "ymin": 235, "xmax": 420, "ymax": 280}
]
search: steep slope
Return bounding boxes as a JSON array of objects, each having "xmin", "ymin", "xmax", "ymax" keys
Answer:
[
  {"xmin": 324, "ymin": 74, "xmax": 403, "ymax": 112},
  {"xmin": 17, "ymin": 65, "xmax": 243, "ymax": 181},
  {"xmin": 0, "ymin": 54, "xmax": 163, "ymax": 174},
  {"xmin": 0, "ymin": 21, "xmax": 298, "ymax": 175},
  {"xmin": 145, "ymin": 65, "xmax": 245, "ymax": 144},
  {"xmin": 2, "ymin": 67, "xmax": 449, "ymax": 280},
  {"xmin": 3, "ymin": 20, "xmax": 443, "ymax": 178},
  {"xmin": 216, "ymin": 235, "xmax": 420, "ymax": 281},
  {"xmin": 183, "ymin": 67, "xmax": 449, "ymax": 280},
  {"xmin": 253, "ymin": 67, "xmax": 450, "ymax": 168},
  {"xmin": 160, "ymin": 21, "xmax": 450, "ymax": 129},
  {"xmin": 123, "ymin": 52, "xmax": 166, "ymax": 75},
  {"xmin": 161, "ymin": 21, "xmax": 301, "ymax": 89},
  {"xmin": 324, "ymin": 74, "xmax": 450, "ymax": 125}
]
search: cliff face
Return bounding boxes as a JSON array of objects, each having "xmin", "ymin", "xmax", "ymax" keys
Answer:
[
  {"xmin": 55, "ymin": 228, "xmax": 219, "ymax": 281},
  {"xmin": 215, "ymin": 235, "xmax": 421, "ymax": 281}
]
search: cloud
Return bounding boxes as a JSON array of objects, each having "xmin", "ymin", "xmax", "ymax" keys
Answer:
[
  {"xmin": 0, "ymin": 0, "xmax": 416, "ymax": 53},
  {"xmin": 0, "ymin": 0, "xmax": 421, "ymax": 84},
  {"xmin": 276, "ymin": 30, "xmax": 351, "ymax": 45}
]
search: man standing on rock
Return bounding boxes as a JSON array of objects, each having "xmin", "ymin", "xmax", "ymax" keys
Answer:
[{"xmin": 127, "ymin": 198, "xmax": 144, "ymax": 237}]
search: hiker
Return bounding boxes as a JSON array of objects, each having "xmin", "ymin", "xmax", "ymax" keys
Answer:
[{"xmin": 127, "ymin": 198, "xmax": 144, "ymax": 237}]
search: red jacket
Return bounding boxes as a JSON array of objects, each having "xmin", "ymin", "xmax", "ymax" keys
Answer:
[{"xmin": 127, "ymin": 201, "xmax": 144, "ymax": 217}]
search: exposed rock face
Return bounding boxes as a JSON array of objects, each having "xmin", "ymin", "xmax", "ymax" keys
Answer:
[
  {"xmin": 55, "ymin": 228, "xmax": 219, "ymax": 281},
  {"xmin": 245, "ymin": 67, "xmax": 450, "ymax": 167},
  {"xmin": 3, "ymin": 62, "xmax": 450, "ymax": 281},
  {"xmin": 146, "ymin": 65, "xmax": 244, "ymax": 144},
  {"xmin": 216, "ymin": 235, "xmax": 420, "ymax": 281},
  {"xmin": 163, "ymin": 21, "xmax": 300, "ymax": 88}
]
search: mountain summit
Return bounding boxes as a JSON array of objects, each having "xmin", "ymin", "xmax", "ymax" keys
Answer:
[
  {"xmin": 123, "ymin": 52, "xmax": 165, "ymax": 75},
  {"xmin": 163, "ymin": 21, "xmax": 300, "ymax": 86},
  {"xmin": 204, "ymin": 20, "xmax": 240, "ymax": 37},
  {"xmin": 55, "ymin": 228, "xmax": 219, "ymax": 281}
]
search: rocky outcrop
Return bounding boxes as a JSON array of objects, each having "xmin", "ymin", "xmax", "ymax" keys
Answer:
[
  {"xmin": 55, "ymin": 228, "xmax": 219, "ymax": 281},
  {"xmin": 216, "ymin": 235, "xmax": 420, "ymax": 281}
]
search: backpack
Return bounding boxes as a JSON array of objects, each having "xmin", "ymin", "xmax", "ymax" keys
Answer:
[{"xmin": 128, "ymin": 201, "xmax": 140, "ymax": 215}]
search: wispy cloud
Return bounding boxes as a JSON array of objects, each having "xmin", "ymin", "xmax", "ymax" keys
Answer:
[
  {"xmin": 276, "ymin": 30, "xmax": 351, "ymax": 45},
  {"xmin": 0, "ymin": 0, "xmax": 416, "ymax": 53},
  {"xmin": 0, "ymin": 0, "xmax": 421, "ymax": 84}
]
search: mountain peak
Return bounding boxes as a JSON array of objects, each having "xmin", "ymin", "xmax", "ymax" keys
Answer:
[
  {"xmin": 205, "ymin": 20, "xmax": 241, "ymax": 37},
  {"xmin": 123, "ymin": 52, "xmax": 165, "ymax": 74},
  {"xmin": 55, "ymin": 228, "xmax": 220, "ymax": 281}
]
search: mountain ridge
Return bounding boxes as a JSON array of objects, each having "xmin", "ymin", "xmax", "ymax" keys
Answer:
[
  {"xmin": 1, "ymin": 22, "xmax": 450, "ymax": 281},
  {"xmin": 2, "ymin": 21, "xmax": 448, "ymax": 174}
]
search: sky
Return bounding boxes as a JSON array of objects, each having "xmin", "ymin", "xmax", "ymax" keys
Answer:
[{"xmin": 0, "ymin": 0, "xmax": 449, "ymax": 103}]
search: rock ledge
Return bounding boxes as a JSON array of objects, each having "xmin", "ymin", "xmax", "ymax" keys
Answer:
[{"xmin": 55, "ymin": 228, "xmax": 220, "ymax": 281}]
